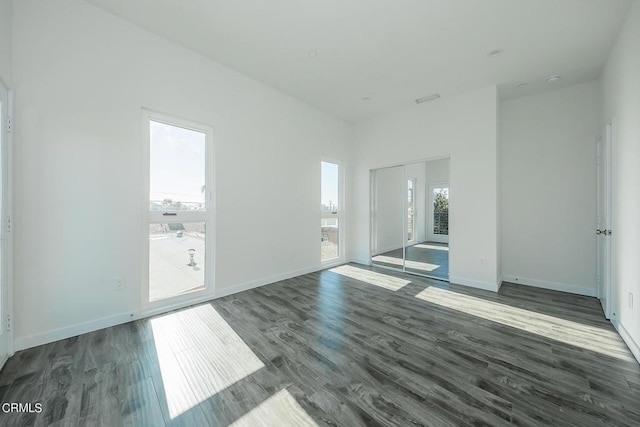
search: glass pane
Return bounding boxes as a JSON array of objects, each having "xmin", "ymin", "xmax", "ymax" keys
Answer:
[
  {"xmin": 321, "ymin": 218, "xmax": 339, "ymax": 261},
  {"xmin": 321, "ymin": 161, "xmax": 339, "ymax": 213},
  {"xmin": 433, "ymin": 187, "xmax": 449, "ymax": 235},
  {"xmin": 149, "ymin": 222, "xmax": 205, "ymax": 301},
  {"xmin": 407, "ymin": 179, "xmax": 414, "ymax": 241},
  {"xmin": 150, "ymin": 120, "xmax": 206, "ymax": 211}
]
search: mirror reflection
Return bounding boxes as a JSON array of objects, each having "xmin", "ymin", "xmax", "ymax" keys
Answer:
[{"xmin": 370, "ymin": 158, "xmax": 450, "ymax": 281}]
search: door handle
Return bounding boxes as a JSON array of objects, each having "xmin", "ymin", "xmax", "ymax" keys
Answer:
[
  {"xmin": 596, "ymin": 229, "xmax": 603, "ymax": 235},
  {"xmin": 596, "ymin": 229, "xmax": 612, "ymax": 236},
  {"xmin": 163, "ymin": 212, "xmax": 178, "ymax": 216}
]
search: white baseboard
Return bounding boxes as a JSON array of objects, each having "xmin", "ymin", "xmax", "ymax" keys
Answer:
[
  {"xmin": 15, "ymin": 311, "xmax": 134, "ymax": 351},
  {"xmin": 14, "ymin": 262, "xmax": 341, "ymax": 352},
  {"xmin": 354, "ymin": 257, "xmax": 371, "ymax": 265},
  {"xmin": 502, "ymin": 275, "xmax": 597, "ymax": 297},
  {"xmin": 449, "ymin": 275, "xmax": 500, "ymax": 292},
  {"xmin": 213, "ymin": 264, "xmax": 327, "ymax": 299},
  {"xmin": 614, "ymin": 320, "xmax": 640, "ymax": 365}
]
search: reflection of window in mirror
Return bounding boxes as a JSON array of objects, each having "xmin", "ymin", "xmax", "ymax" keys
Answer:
[{"xmin": 407, "ymin": 178, "xmax": 417, "ymax": 243}]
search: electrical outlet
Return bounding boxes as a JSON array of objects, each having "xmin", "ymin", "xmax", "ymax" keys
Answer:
[
  {"xmin": 114, "ymin": 276, "xmax": 125, "ymax": 291},
  {"xmin": 629, "ymin": 292, "xmax": 634, "ymax": 310}
]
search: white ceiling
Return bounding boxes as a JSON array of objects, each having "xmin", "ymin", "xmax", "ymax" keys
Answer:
[{"xmin": 86, "ymin": 0, "xmax": 631, "ymax": 122}]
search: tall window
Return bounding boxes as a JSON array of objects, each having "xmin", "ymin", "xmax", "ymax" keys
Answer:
[
  {"xmin": 145, "ymin": 111, "xmax": 213, "ymax": 304},
  {"xmin": 321, "ymin": 161, "xmax": 341, "ymax": 262}
]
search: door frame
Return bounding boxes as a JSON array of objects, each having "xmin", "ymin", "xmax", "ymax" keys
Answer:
[
  {"xmin": 427, "ymin": 182, "xmax": 449, "ymax": 244},
  {"xmin": 0, "ymin": 76, "xmax": 14, "ymax": 366},
  {"xmin": 141, "ymin": 109, "xmax": 215, "ymax": 311},
  {"xmin": 596, "ymin": 124, "xmax": 614, "ymax": 319}
]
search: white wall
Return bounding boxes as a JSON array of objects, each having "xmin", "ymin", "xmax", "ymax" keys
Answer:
[
  {"xmin": 500, "ymin": 82, "xmax": 598, "ymax": 296},
  {"xmin": 425, "ymin": 158, "xmax": 449, "ymax": 184},
  {"xmin": 600, "ymin": 1, "xmax": 640, "ymax": 362},
  {"xmin": 0, "ymin": 0, "xmax": 11, "ymax": 85},
  {"xmin": 352, "ymin": 87, "xmax": 499, "ymax": 290},
  {"xmin": 12, "ymin": 0, "xmax": 352, "ymax": 349}
]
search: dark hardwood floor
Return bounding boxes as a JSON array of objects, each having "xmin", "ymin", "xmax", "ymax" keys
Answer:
[
  {"xmin": 1, "ymin": 263, "xmax": 639, "ymax": 426},
  {"xmin": 372, "ymin": 241, "xmax": 449, "ymax": 280}
]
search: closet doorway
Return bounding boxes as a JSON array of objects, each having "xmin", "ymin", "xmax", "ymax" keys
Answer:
[{"xmin": 370, "ymin": 158, "xmax": 450, "ymax": 281}]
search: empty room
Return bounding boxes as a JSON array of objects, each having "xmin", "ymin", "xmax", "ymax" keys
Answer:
[{"xmin": 0, "ymin": 0, "xmax": 639, "ymax": 425}]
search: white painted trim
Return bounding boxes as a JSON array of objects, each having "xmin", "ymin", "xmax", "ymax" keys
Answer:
[
  {"xmin": 0, "ymin": 85, "xmax": 13, "ymax": 360},
  {"xmin": 496, "ymin": 276, "xmax": 503, "ymax": 292},
  {"xmin": 502, "ymin": 275, "xmax": 596, "ymax": 297},
  {"xmin": 141, "ymin": 108, "xmax": 216, "ymax": 312},
  {"xmin": 615, "ymin": 320, "xmax": 640, "ymax": 365},
  {"xmin": 449, "ymin": 275, "xmax": 500, "ymax": 292},
  {"xmin": 7, "ymin": 88, "xmax": 13, "ymax": 358},
  {"xmin": 320, "ymin": 158, "xmax": 346, "ymax": 266},
  {"xmin": 369, "ymin": 154, "xmax": 450, "ymax": 173},
  {"xmin": 15, "ymin": 311, "xmax": 135, "ymax": 352},
  {"xmin": 214, "ymin": 264, "xmax": 322, "ymax": 299},
  {"xmin": 14, "ymin": 263, "xmax": 337, "ymax": 351}
]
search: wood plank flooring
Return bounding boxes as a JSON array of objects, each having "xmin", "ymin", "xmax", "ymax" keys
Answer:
[{"xmin": 1, "ymin": 263, "xmax": 639, "ymax": 426}]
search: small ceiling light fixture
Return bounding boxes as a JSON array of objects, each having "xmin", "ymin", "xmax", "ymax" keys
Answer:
[
  {"xmin": 546, "ymin": 74, "xmax": 561, "ymax": 83},
  {"xmin": 362, "ymin": 97, "xmax": 372, "ymax": 103},
  {"xmin": 308, "ymin": 50, "xmax": 318, "ymax": 58},
  {"xmin": 487, "ymin": 48, "xmax": 503, "ymax": 58},
  {"xmin": 517, "ymin": 83, "xmax": 529, "ymax": 89},
  {"xmin": 415, "ymin": 93, "xmax": 441, "ymax": 104}
]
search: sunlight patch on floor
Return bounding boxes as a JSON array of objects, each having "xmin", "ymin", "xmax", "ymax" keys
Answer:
[
  {"xmin": 414, "ymin": 243, "xmax": 449, "ymax": 251},
  {"xmin": 230, "ymin": 389, "xmax": 318, "ymax": 427},
  {"xmin": 415, "ymin": 286, "xmax": 635, "ymax": 361},
  {"xmin": 151, "ymin": 305, "xmax": 265, "ymax": 418},
  {"xmin": 372, "ymin": 255, "xmax": 440, "ymax": 272},
  {"xmin": 330, "ymin": 264, "xmax": 410, "ymax": 290}
]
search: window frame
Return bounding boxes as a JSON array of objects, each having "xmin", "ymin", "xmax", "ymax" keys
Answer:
[
  {"xmin": 141, "ymin": 109, "xmax": 215, "ymax": 310},
  {"xmin": 320, "ymin": 159, "xmax": 345, "ymax": 265}
]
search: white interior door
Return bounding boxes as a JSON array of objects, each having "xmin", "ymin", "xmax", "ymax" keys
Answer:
[
  {"xmin": 427, "ymin": 183, "xmax": 449, "ymax": 244},
  {"xmin": 596, "ymin": 126, "xmax": 613, "ymax": 319},
  {"xmin": 0, "ymin": 81, "xmax": 12, "ymax": 365}
]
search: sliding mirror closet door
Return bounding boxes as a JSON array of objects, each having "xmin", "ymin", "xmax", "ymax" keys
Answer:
[
  {"xmin": 405, "ymin": 158, "xmax": 449, "ymax": 281},
  {"xmin": 371, "ymin": 166, "xmax": 405, "ymax": 271},
  {"xmin": 403, "ymin": 162, "xmax": 431, "ymax": 276},
  {"xmin": 371, "ymin": 159, "xmax": 450, "ymax": 281}
]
